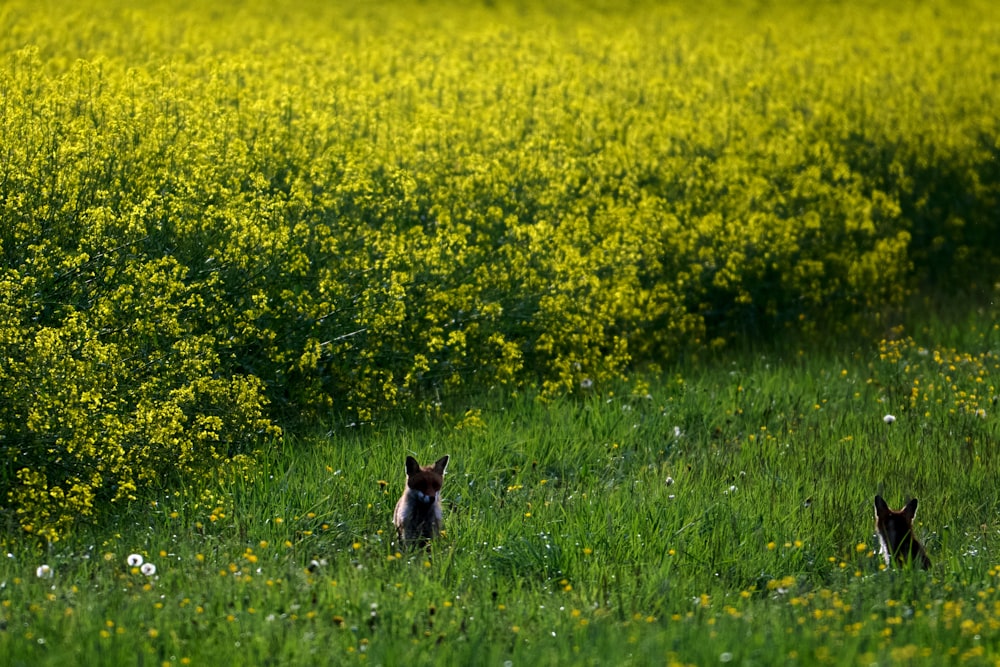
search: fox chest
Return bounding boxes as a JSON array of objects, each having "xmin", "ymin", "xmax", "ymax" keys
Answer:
[{"xmin": 395, "ymin": 492, "xmax": 442, "ymax": 535}]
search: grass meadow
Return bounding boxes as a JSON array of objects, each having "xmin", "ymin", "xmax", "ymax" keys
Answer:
[
  {"xmin": 3, "ymin": 0, "xmax": 1000, "ymax": 664},
  {"xmin": 3, "ymin": 305, "xmax": 1000, "ymax": 666}
]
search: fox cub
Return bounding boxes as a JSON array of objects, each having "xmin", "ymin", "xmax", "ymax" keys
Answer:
[
  {"xmin": 874, "ymin": 495, "xmax": 931, "ymax": 570},
  {"xmin": 394, "ymin": 455, "xmax": 449, "ymax": 549}
]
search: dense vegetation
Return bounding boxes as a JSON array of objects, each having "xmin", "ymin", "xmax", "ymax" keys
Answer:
[
  {"xmin": 1, "ymin": 0, "xmax": 998, "ymax": 560},
  {"xmin": 2, "ymin": 2, "xmax": 1000, "ymax": 662},
  {"xmin": 2, "ymin": 317, "xmax": 999, "ymax": 665}
]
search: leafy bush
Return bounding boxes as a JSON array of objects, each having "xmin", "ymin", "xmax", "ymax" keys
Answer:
[{"xmin": 1, "ymin": 0, "xmax": 998, "ymax": 537}]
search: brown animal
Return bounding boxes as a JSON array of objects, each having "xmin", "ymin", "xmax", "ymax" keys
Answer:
[
  {"xmin": 393, "ymin": 455, "xmax": 449, "ymax": 549},
  {"xmin": 874, "ymin": 495, "xmax": 931, "ymax": 570}
]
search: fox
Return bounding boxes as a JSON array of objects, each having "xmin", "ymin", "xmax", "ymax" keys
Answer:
[
  {"xmin": 874, "ymin": 494, "xmax": 931, "ymax": 570},
  {"xmin": 393, "ymin": 455, "xmax": 450, "ymax": 549}
]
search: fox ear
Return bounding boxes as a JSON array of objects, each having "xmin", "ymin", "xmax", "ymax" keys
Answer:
[
  {"xmin": 874, "ymin": 495, "xmax": 890, "ymax": 518},
  {"xmin": 433, "ymin": 455, "xmax": 450, "ymax": 475},
  {"xmin": 405, "ymin": 456, "xmax": 421, "ymax": 476},
  {"xmin": 903, "ymin": 498, "xmax": 918, "ymax": 520}
]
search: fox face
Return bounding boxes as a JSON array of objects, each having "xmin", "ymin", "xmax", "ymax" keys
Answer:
[
  {"xmin": 393, "ymin": 455, "xmax": 449, "ymax": 549},
  {"xmin": 874, "ymin": 495, "xmax": 930, "ymax": 570}
]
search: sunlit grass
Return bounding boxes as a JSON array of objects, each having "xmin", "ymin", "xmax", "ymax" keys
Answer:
[
  {"xmin": 2, "ymin": 311, "xmax": 999, "ymax": 665},
  {"xmin": 1, "ymin": 0, "xmax": 999, "ymax": 663}
]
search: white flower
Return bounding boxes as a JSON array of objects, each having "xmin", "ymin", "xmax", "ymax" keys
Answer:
[
  {"xmin": 127, "ymin": 554, "xmax": 144, "ymax": 567},
  {"xmin": 883, "ymin": 414, "xmax": 896, "ymax": 424},
  {"xmin": 140, "ymin": 562, "xmax": 156, "ymax": 576},
  {"xmin": 580, "ymin": 378, "xmax": 593, "ymax": 390},
  {"xmin": 36, "ymin": 564, "xmax": 53, "ymax": 578},
  {"xmin": 673, "ymin": 426, "xmax": 683, "ymax": 438},
  {"xmin": 665, "ymin": 476, "xmax": 674, "ymax": 486}
]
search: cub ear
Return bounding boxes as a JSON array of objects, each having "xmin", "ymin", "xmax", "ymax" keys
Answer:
[
  {"xmin": 903, "ymin": 497, "xmax": 918, "ymax": 520},
  {"xmin": 874, "ymin": 495, "xmax": 890, "ymax": 518},
  {"xmin": 405, "ymin": 456, "xmax": 421, "ymax": 476},
  {"xmin": 433, "ymin": 455, "xmax": 450, "ymax": 475}
]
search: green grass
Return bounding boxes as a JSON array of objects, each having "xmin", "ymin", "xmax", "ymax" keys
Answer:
[
  {"xmin": 3, "ymin": 1, "xmax": 1000, "ymax": 663},
  {"xmin": 3, "ymin": 312, "xmax": 999, "ymax": 666}
]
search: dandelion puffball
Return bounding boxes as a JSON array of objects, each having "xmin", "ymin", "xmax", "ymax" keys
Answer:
[
  {"xmin": 127, "ymin": 554, "xmax": 144, "ymax": 567},
  {"xmin": 36, "ymin": 564, "xmax": 53, "ymax": 578},
  {"xmin": 140, "ymin": 562, "xmax": 157, "ymax": 576},
  {"xmin": 883, "ymin": 414, "xmax": 896, "ymax": 424}
]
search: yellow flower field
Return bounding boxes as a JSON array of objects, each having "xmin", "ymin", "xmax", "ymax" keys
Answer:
[{"xmin": 1, "ymin": 0, "xmax": 998, "ymax": 537}]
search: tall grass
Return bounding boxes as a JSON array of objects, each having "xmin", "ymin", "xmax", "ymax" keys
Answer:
[
  {"xmin": 2, "ymin": 311, "xmax": 998, "ymax": 665},
  {"xmin": 2, "ymin": 0, "xmax": 999, "ymax": 663}
]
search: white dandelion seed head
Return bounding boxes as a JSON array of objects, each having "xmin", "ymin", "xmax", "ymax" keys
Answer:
[
  {"xmin": 127, "ymin": 554, "xmax": 144, "ymax": 567},
  {"xmin": 665, "ymin": 476, "xmax": 674, "ymax": 486},
  {"xmin": 883, "ymin": 414, "xmax": 896, "ymax": 424},
  {"xmin": 140, "ymin": 562, "xmax": 156, "ymax": 576},
  {"xmin": 36, "ymin": 564, "xmax": 53, "ymax": 579},
  {"xmin": 673, "ymin": 426, "xmax": 683, "ymax": 438},
  {"xmin": 580, "ymin": 378, "xmax": 593, "ymax": 390}
]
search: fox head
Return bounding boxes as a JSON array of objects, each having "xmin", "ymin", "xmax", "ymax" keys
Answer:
[
  {"xmin": 405, "ymin": 455, "xmax": 449, "ymax": 504},
  {"xmin": 874, "ymin": 494, "xmax": 929, "ymax": 569}
]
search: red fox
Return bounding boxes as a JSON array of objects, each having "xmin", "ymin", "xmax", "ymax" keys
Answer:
[
  {"xmin": 393, "ymin": 455, "xmax": 449, "ymax": 549},
  {"xmin": 874, "ymin": 495, "xmax": 931, "ymax": 570}
]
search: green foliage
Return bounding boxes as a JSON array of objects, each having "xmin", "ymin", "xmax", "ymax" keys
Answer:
[
  {"xmin": 1, "ymin": 312, "xmax": 999, "ymax": 665},
  {"xmin": 2, "ymin": 0, "xmax": 999, "ymax": 537}
]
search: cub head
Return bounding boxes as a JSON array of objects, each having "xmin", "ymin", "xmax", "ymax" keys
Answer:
[
  {"xmin": 405, "ymin": 455, "xmax": 449, "ymax": 504},
  {"xmin": 875, "ymin": 494, "xmax": 917, "ymax": 532}
]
